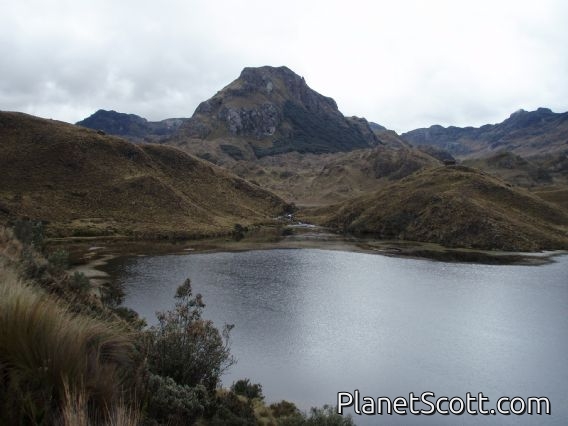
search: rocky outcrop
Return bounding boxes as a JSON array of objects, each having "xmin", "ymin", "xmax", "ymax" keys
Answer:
[{"xmin": 174, "ymin": 66, "xmax": 379, "ymax": 157}]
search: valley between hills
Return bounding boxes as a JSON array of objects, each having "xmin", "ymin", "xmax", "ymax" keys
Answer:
[{"xmin": 2, "ymin": 65, "xmax": 568, "ymax": 253}]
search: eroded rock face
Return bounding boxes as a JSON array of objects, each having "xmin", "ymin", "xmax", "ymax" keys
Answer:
[
  {"xmin": 176, "ymin": 66, "xmax": 378, "ymax": 156},
  {"xmin": 219, "ymin": 103, "xmax": 280, "ymax": 138}
]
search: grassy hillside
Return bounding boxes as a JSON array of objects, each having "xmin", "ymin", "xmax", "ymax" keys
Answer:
[
  {"xmin": 532, "ymin": 185, "xmax": 568, "ymax": 212},
  {"xmin": 228, "ymin": 144, "xmax": 440, "ymax": 205},
  {"xmin": 309, "ymin": 166, "xmax": 568, "ymax": 251},
  {"xmin": 462, "ymin": 151, "xmax": 554, "ymax": 187},
  {"xmin": 0, "ymin": 112, "xmax": 287, "ymax": 238}
]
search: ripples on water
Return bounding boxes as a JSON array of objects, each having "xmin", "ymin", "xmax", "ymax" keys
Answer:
[{"xmin": 113, "ymin": 249, "xmax": 568, "ymax": 425}]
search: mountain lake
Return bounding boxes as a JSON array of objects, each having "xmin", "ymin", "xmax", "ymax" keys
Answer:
[{"xmin": 108, "ymin": 248, "xmax": 568, "ymax": 425}]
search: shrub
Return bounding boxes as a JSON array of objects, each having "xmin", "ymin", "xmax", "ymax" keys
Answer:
[
  {"xmin": 207, "ymin": 390, "xmax": 257, "ymax": 426},
  {"xmin": 70, "ymin": 271, "xmax": 91, "ymax": 295},
  {"xmin": 270, "ymin": 400, "xmax": 301, "ymax": 418},
  {"xmin": 233, "ymin": 223, "xmax": 247, "ymax": 241},
  {"xmin": 20, "ymin": 245, "xmax": 49, "ymax": 280},
  {"xmin": 101, "ymin": 281, "xmax": 126, "ymax": 308},
  {"xmin": 269, "ymin": 403, "xmax": 354, "ymax": 426},
  {"xmin": 48, "ymin": 249, "xmax": 69, "ymax": 273},
  {"xmin": 304, "ymin": 405, "xmax": 355, "ymax": 426},
  {"xmin": 113, "ymin": 306, "xmax": 146, "ymax": 330},
  {"xmin": 148, "ymin": 278, "xmax": 235, "ymax": 391},
  {"xmin": 231, "ymin": 378, "xmax": 264, "ymax": 400},
  {"xmin": 12, "ymin": 219, "xmax": 45, "ymax": 250},
  {"xmin": 145, "ymin": 373, "xmax": 209, "ymax": 425},
  {"xmin": 281, "ymin": 227, "xmax": 294, "ymax": 236}
]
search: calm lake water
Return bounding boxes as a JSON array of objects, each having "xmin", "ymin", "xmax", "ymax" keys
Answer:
[{"xmin": 112, "ymin": 248, "xmax": 568, "ymax": 425}]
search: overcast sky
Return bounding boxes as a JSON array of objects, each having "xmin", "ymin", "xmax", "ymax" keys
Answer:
[{"xmin": 2, "ymin": 0, "xmax": 567, "ymax": 132}]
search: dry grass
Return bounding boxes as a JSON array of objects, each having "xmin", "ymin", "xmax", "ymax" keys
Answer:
[
  {"xmin": 0, "ymin": 258, "xmax": 137, "ymax": 425},
  {"xmin": 0, "ymin": 111, "xmax": 286, "ymax": 239},
  {"xmin": 60, "ymin": 382, "xmax": 141, "ymax": 426},
  {"xmin": 220, "ymin": 144, "xmax": 439, "ymax": 205},
  {"xmin": 532, "ymin": 185, "xmax": 568, "ymax": 212},
  {"xmin": 311, "ymin": 166, "xmax": 568, "ymax": 251}
]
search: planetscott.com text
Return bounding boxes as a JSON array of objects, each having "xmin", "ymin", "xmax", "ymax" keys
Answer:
[{"xmin": 337, "ymin": 390, "xmax": 551, "ymax": 417}]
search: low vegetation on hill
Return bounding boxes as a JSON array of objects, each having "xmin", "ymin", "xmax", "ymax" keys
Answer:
[
  {"xmin": 462, "ymin": 151, "xmax": 554, "ymax": 187},
  {"xmin": 0, "ymin": 112, "xmax": 288, "ymax": 239},
  {"xmin": 308, "ymin": 166, "xmax": 568, "ymax": 251},
  {"xmin": 228, "ymin": 144, "xmax": 440, "ymax": 205}
]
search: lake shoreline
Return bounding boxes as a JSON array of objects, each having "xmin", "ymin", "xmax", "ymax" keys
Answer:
[{"xmin": 49, "ymin": 231, "xmax": 567, "ymax": 287}]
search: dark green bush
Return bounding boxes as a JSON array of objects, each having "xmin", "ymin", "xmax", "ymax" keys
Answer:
[
  {"xmin": 304, "ymin": 405, "xmax": 355, "ymax": 425},
  {"xmin": 12, "ymin": 219, "xmax": 44, "ymax": 249},
  {"xmin": 270, "ymin": 400, "xmax": 302, "ymax": 419},
  {"xmin": 20, "ymin": 247, "xmax": 48, "ymax": 280},
  {"xmin": 148, "ymin": 279, "xmax": 235, "ymax": 391},
  {"xmin": 69, "ymin": 271, "xmax": 90, "ymax": 295},
  {"xmin": 231, "ymin": 378, "xmax": 264, "ymax": 400},
  {"xmin": 282, "ymin": 227, "xmax": 294, "ymax": 236},
  {"xmin": 48, "ymin": 249, "xmax": 69, "ymax": 273},
  {"xmin": 232, "ymin": 224, "xmax": 247, "ymax": 241},
  {"xmin": 145, "ymin": 373, "xmax": 209, "ymax": 426},
  {"xmin": 101, "ymin": 281, "xmax": 126, "ymax": 308},
  {"xmin": 271, "ymin": 404, "xmax": 355, "ymax": 426},
  {"xmin": 207, "ymin": 390, "xmax": 256, "ymax": 426}
]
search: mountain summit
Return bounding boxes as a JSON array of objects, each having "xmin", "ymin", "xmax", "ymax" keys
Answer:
[
  {"xmin": 173, "ymin": 66, "xmax": 379, "ymax": 159},
  {"xmin": 76, "ymin": 110, "xmax": 186, "ymax": 143}
]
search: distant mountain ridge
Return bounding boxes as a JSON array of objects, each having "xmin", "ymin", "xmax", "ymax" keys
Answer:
[
  {"xmin": 401, "ymin": 108, "xmax": 568, "ymax": 158},
  {"xmin": 76, "ymin": 109, "xmax": 187, "ymax": 143},
  {"xmin": 73, "ymin": 69, "xmax": 568, "ymax": 201}
]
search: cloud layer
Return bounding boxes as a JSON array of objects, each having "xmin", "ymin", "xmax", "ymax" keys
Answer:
[{"xmin": 2, "ymin": 0, "xmax": 568, "ymax": 132}]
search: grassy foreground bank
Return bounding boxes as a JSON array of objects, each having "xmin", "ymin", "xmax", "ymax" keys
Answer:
[{"xmin": 0, "ymin": 223, "xmax": 353, "ymax": 425}]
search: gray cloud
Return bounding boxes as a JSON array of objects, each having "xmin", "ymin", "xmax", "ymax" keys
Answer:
[{"xmin": 2, "ymin": 0, "xmax": 568, "ymax": 132}]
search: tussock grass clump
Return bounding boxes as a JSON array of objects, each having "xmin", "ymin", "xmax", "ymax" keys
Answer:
[
  {"xmin": 0, "ymin": 260, "xmax": 136, "ymax": 425},
  {"xmin": 61, "ymin": 383, "xmax": 140, "ymax": 426}
]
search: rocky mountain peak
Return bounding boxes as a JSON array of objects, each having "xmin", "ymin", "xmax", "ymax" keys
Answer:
[
  {"xmin": 175, "ymin": 66, "xmax": 378, "ymax": 158},
  {"xmin": 220, "ymin": 65, "xmax": 339, "ymax": 113},
  {"xmin": 502, "ymin": 107, "xmax": 558, "ymax": 130},
  {"xmin": 510, "ymin": 107, "xmax": 553, "ymax": 119},
  {"xmin": 239, "ymin": 65, "xmax": 300, "ymax": 88}
]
